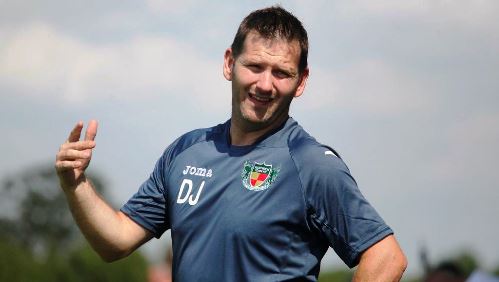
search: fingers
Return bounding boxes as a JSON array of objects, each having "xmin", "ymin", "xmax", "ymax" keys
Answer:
[
  {"xmin": 67, "ymin": 121, "xmax": 84, "ymax": 143},
  {"xmin": 56, "ymin": 142, "xmax": 95, "ymax": 173},
  {"xmin": 56, "ymin": 120, "xmax": 98, "ymax": 188},
  {"xmin": 57, "ymin": 148, "xmax": 92, "ymax": 161},
  {"xmin": 66, "ymin": 120, "xmax": 98, "ymax": 143},
  {"xmin": 84, "ymin": 120, "xmax": 98, "ymax": 141},
  {"xmin": 59, "ymin": 140, "xmax": 96, "ymax": 151},
  {"xmin": 55, "ymin": 160, "xmax": 83, "ymax": 170},
  {"xmin": 58, "ymin": 120, "xmax": 97, "ymax": 165}
]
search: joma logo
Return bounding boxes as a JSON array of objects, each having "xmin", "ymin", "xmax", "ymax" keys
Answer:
[{"xmin": 182, "ymin": 165, "xmax": 213, "ymax": 178}]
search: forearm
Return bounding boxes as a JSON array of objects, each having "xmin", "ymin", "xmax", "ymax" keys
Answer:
[
  {"xmin": 56, "ymin": 121, "xmax": 151, "ymax": 262},
  {"xmin": 63, "ymin": 176, "xmax": 139, "ymax": 261},
  {"xmin": 352, "ymin": 235, "xmax": 407, "ymax": 282}
]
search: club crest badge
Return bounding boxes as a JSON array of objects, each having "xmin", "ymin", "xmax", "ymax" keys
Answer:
[{"xmin": 241, "ymin": 161, "xmax": 279, "ymax": 191}]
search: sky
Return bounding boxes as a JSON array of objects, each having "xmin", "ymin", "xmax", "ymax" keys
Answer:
[{"xmin": 1, "ymin": 0, "xmax": 498, "ymax": 276}]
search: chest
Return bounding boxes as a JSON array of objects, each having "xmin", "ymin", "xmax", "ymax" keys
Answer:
[{"xmin": 165, "ymin": 145, "xmax": 307, "ymax": 242}]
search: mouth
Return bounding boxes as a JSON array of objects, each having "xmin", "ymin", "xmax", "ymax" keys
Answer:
[{"xmin": 248, "ymin": 93, "xmax": 273, "ymax": 105}]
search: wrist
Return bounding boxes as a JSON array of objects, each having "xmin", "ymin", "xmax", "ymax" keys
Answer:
[{"xmin": 60, "ymin": 173, "xmax": 88, "ymax": 194}]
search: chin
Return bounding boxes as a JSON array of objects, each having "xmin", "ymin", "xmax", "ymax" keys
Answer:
[
  {"xmin": 238, "ymin": 113, "xmax": 271, "ymax": 129},
  {"xmin": 242, "ymin": 110, "xmax": 271, "ymax": 123}
]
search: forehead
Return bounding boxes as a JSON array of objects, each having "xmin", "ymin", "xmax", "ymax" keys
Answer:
[{"xmin": 239, "ymin": 31, "xmax": 300, "ymax": 67}]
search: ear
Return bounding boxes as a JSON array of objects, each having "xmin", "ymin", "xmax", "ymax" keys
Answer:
[
  {"xmin": 294, "ymin": 67, "xmax": 309, "ymax": 98},
  {"xmin": 223, "ymin": 48, "xmax": 235, "ymax": 81}
]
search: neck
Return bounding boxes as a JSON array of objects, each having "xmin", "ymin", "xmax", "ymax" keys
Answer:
[{"xmin": 229, "ymin": 115, "xmax": 288, "ymax": 146}]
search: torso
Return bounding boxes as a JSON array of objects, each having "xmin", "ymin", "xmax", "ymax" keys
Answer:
[{"xmin": 165, "ymin": 121, "xmax": 322, "ymax": 281}]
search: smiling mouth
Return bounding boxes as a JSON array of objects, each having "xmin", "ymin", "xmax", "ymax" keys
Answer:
[{"xmin": 248, "ymin": 93, "xmax": 273, "ymax": 104}]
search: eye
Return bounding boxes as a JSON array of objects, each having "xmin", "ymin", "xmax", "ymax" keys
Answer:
[
  {"xmin": 273, "ymin": 70, "xmax": 292, "ymax": 79},
  {"xmin": 246, "ymin": 64, "xmax": 262, "ymax": 72}
]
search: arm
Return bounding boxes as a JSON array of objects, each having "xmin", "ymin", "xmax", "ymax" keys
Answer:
[
  {"xmin": 352, "ymin": 235, "xmax": 407, "ymax": 282},
  {"xmin": 55, "ymin": 120, "xmax": 153, "ymax": 262}
]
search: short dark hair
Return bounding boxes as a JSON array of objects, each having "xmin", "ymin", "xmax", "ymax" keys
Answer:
[{"xmin": 230, "ymin": 6, "xmax": 309, "ymax": 74}]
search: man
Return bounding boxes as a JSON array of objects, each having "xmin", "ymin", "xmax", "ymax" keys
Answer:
[{"xmin": 55, "ymin": 6, "xmax": 407, "ymax": 281}]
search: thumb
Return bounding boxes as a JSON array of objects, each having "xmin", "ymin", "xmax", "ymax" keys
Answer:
[{"xmin": 84, "ymin": 120, "xmax": 98, "ymax": 141}]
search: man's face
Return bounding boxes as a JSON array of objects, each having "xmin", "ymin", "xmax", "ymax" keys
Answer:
[{"xmin": 223, "ymin": 31, "xmax": 309, "ymax": 131}]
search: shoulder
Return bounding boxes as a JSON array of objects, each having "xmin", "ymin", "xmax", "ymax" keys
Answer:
[
  {"xmin": 286, "ymin": 124, "xmax": 346, "ymax": 175},
  {"xmin": 160, "ymin": 122, "xmax": 226, "ymax": 165},
  {"xmin": 286, "ymin": 124, "xmax": 355, "ymax": 201},
  {"xmin": 174, "ymin": 123, "xmax": 224, "ymax": 150}
]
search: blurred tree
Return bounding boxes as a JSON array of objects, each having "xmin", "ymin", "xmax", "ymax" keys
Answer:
[
  {"xmin": 0, "ymin": 238, "xmax": 147, "ymax": 282},
  {"xmin": 67, "ymin": 244, "xmax": 148, "ymax": 282},
  {"xmin": 0, "ymin": 236, "xmax": 42, "ymax": 282},
  {"xmin": 0, "ymin": 163, "xmax": 107, "ymax": 256},
  {"xmin": 0, "ymin": 163, "xmax": 148, "ymax": 282}
]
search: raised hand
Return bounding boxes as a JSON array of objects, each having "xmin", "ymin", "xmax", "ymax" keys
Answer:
[{"xmin": 55, "ymin": 120, "xmax": 98, "ymax": 191}]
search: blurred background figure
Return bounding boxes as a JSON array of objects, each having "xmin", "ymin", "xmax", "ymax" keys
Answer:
[
  {"xmin": 420, "ymin": 246, "xmax": 499, "ymax": 282},
  {"xmin": 424, "ymin": 262, "xmax": 466, "ymax": 282}
]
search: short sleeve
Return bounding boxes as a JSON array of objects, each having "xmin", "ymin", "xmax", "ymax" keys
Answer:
[
  {"xmin": 121, "ymin": 152, "xmax": 170, "ymax": 238},
  {"xmin": 120, "ymin": 126, "xmax": 218, "ymax": 239},
  {"xmin": 292, "ymin": 144, "xmax": 393, "ymax": 267}
]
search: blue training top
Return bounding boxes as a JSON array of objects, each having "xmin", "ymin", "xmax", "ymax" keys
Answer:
[{"xmin": 121, "ymin": 117, "xmax": 393, "ymax": 282}]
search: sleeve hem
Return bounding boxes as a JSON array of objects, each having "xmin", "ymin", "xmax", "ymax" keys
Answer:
[
  {"xmin": 345, "ymin": 227, "xmax": 394, "ymax": 268},
  {"xmin": 120, "ymin": 205, "xmax": 163, "ymax": 239}
]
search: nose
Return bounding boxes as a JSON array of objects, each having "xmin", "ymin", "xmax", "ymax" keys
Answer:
[{"xmin": 255, "ymin": 70, "xmax": 273, "ymax": 94}]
